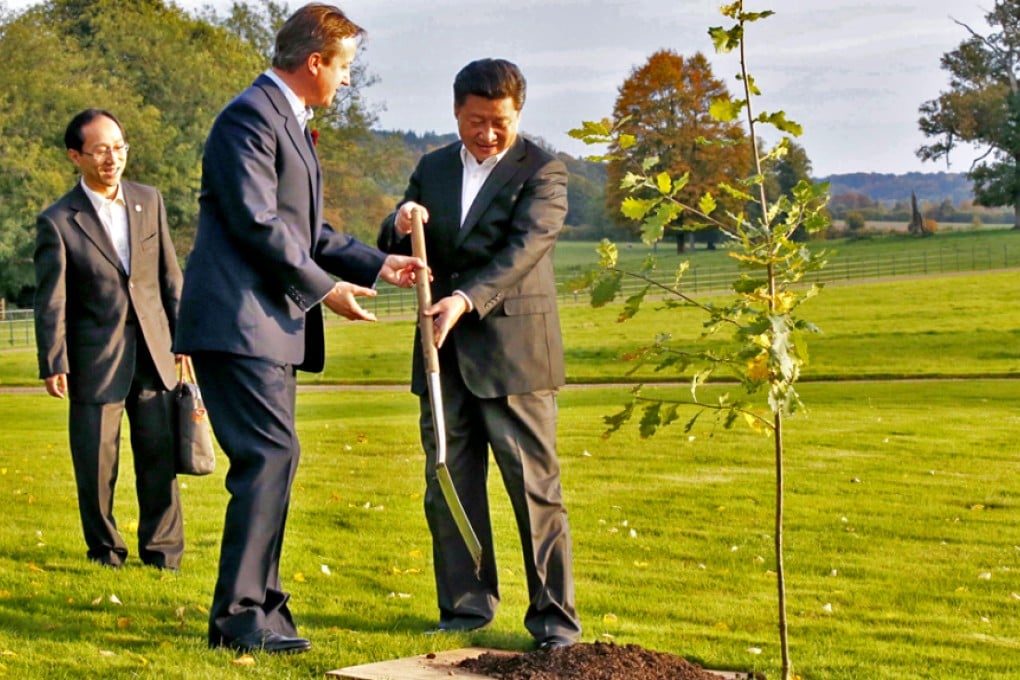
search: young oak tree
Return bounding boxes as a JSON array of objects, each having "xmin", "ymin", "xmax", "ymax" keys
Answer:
[
  {"xmin": 570, "ymin": 3, "xmax": 829, "ymax": 679},
  {"xmin": 607, "ymin": 50, "xmax": 751, "ymax": 252},
  {"xmin": 918, "ymin": 0, "xmax": 1020, "ymax": 228}
]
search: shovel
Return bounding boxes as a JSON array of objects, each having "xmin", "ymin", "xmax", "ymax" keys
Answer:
[{"xmin": 409, "ymin": 208, "xmax": 483, "ymax": 575}]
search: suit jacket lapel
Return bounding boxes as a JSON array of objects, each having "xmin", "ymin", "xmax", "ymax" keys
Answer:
[
  {"xmin": 456, "ymin": 137, "xmax": 526, "ymax": 249},
  {"xmin": 69, "ymin": 184, "xmax": 125, "ymax": 274},
  {"xmin": 122, "ymin": 183, "xmax": 144, "ymax": 275},
  {"xmin": 255, "ymin": 75, "xmax": 322, "ymax": 241}
]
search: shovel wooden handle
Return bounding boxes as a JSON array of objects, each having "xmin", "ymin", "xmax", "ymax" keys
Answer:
[{"xmin": 409, "ymin": 209, "xmax": 439, "ymax": 373}]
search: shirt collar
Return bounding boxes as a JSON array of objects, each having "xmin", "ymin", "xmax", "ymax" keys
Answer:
[
  {"xmin": 460, "ymin": 143, "xmax": 507, "ymax": 171},
  {"xmin": 264, "ymin": 69, "xmax": 314, "ymax": 128},
  {"xmin": 80, "ymin": 178, "xmax": 124, "ymax": 210}
]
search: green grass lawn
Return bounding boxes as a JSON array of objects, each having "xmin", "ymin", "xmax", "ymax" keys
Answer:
[
  {"xmin": 1, "ymin": 243, "xmax": 1019, "ymax": 677},
  {"xmin": 0, "ymin": 382, "xmax": 1017, "ymax": 678}
]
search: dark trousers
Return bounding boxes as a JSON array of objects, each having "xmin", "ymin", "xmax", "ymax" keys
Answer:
[
  {"xmin": 193, "ymin": 353, "xmax": 300, "ymax": 645},
  {"xmin": 68, "ymin": 345, "xmax": 183, "ymax": 568},
  {"xmin": 419, "ymin": 362, "xmax": 581, "ymax": 642}
]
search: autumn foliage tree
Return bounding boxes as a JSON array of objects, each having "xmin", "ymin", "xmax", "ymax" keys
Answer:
[
  {"xmin": 918, "ymin": 0, "xmax": 1020, "ymax": 228},
  {"xmin": 607, "ymin": 50, "xmax": 751, "ymax": 251}
]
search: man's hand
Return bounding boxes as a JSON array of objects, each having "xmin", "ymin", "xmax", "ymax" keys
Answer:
[
  {"xmin": 379, "ymin": 254, "xmax": 427, "ymax": 289},
  {"xmin": 426, "ymin": 294, "xmax": 469, "ymax": 348},
  {"xmin": 395, "ymin": 201, "xmax": 430, "ymax": 236},
  {"xmin": 322, "ymin": 281, "xmax": 379, "ymax": 321},
  {"xmin": 44, "ymin": 373, "xmax": 67, "ymax": 399}
]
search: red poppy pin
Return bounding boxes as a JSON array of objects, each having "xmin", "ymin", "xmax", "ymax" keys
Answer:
[{"xmin": 310, "ymin": 129, "xmax": 319, "ymax": 146}]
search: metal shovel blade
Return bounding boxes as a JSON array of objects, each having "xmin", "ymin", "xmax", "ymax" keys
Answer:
[{"xmin": 410, "ymin": 209, "xmax": 483, "ymax": 574}]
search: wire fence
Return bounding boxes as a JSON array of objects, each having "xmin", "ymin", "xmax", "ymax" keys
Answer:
[
  {"xmin": 4, "ymin": 241, "xmax": 1019, "ymax": 349},
  {"xmin": 1, "ymin": 310, "xmax": 33, "ymax": 349}
]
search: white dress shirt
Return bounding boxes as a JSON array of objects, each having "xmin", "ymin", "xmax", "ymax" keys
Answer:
[
  {"xmin": 460, "ymin": 144, "xmax": 506, "ymax": 228},
  {"xmin": 81, "ymin": 179, "xmax": 130, "ymax": 274},
  {"xmin": 453, "ymin": 144, "xmax": 510, "ymax": 312}
]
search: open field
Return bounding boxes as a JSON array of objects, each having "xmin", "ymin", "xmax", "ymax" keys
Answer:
[
  {"xmin": 5, "ymin": 269, "xmax": 1020, "ymax": 387},
  {"xmin": 0, "ymin": 233, "xmax": 1018, "ymax": 678},
  {"xmin": 0, "ymin": 381, "xmax": 1017, "ymax": 679}
]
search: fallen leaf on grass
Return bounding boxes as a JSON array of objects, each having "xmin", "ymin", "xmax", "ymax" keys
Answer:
[
  {"xmin": 27, "ymin": 563, "xmax": 44, "ymax": 573},
  {"xmin": 746, "ymin": 647, "xmax": 762, "ymax": 655},
  {"xmin": 293, "ymin": 573, "xmax": 306, "ymax": 583},
  {"xmin": 0, "ymin": 651, "xmax": 16, "ymax": 657},
  {"xmin": 320, "ymin": 564, "xmax": 332, "ymax": 576},
  {"xmin": 116, "ymin": 617, "xmax": 131, "ymax": 629},
  {"xmin": 231, "ymin": 654, "xmax": 256, "ymax": 666},
  {"xmin": 602, "ymin": 613, "xmax": 618, "ymax": 625},
  {"xmin": 386, "ymin": 592, "xmax": 411, "ymax": 599},
  {"xmin": 109, "ymin": 594, "xmax": 123, "ymax": 605},
  {"xmin": 98, "ymin": 650, "xmax": 116, "ymax": 657},
  {"xmin": 1010, "ymin": 592, "xmax": 1020, "ymax": 601},
  {"xmin": 979, "ymin": 572, "xmax": 992, "ymax": 580}
]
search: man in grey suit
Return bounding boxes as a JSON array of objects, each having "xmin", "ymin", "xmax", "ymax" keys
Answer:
[
  {"xmin": 174, "ymin": 4, "xmax": 421, "ymax": 655},
  {"xmin": 378, "ymin": 58, "xmax": 581, "ymax": 649},
  {"xmin": 33, "ymin": 108, "xmax": 184, "ymax": 570}
]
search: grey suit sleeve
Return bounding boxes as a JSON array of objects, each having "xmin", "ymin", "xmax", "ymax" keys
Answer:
[
  {"xmin": 155, "ymin": 190, "xmax": 183, "ymax": 334},
  {"xmin": 32, "ymin": 214, "xmax": 68, "ymax": 378}
]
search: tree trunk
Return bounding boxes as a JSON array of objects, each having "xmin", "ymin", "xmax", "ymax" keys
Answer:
[
  {"xmin": 774, "ymin": 411, "xmax": 791, "ymax": 680},
  {"xmin": 676, "ymin": 231, "xmax": 686, "ymax": 253},
  {"xmin": 1013, "ymin": 201, "xmax": 1020, "ymax": 230}
]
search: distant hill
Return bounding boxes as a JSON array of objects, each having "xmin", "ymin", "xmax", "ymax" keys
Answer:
[{"xmin": 821, "ymin": 171, "xmax": 973, "ymax": 205}]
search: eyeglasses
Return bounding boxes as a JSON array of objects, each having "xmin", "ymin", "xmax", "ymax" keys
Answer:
[{"xmin": 80, "ymin": 143, "xmax": 130, "ymax": 161}]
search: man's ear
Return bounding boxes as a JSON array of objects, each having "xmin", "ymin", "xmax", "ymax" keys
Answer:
[{"xmin": 307, "ymin": 51, "xmax": 324, "ymax": 75}]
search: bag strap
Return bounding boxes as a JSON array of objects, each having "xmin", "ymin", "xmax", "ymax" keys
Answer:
[{"xmin": 178, "ymin": 356, "xmax": 197, "ymax": 384}]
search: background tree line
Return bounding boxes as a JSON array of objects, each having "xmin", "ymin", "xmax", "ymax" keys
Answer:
[
  {"xmin": 1, "ymin": 0, "xmax": 1008, "ymax": 305},
  {"xmin": 0, "ymin": 0, "xmax": 620, "ymax": 305}
]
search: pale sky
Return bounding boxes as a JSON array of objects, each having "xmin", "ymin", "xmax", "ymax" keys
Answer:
[{"xmin": 4, "ymin": 0, "xmax": 994, "ymax": 176}]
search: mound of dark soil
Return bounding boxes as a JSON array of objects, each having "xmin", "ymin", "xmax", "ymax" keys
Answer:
[{"xmin": 458, "ymin": 641, "xmax": 758, "ymax": 679}]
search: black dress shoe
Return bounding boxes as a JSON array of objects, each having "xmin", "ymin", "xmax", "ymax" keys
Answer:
[
  {"xmin": 537, "ymin": 636, "xmax": 575, "ymax": 650},
  {"xmin": 228, "ymin": 630, "xmax": 311, "ymax": 654}
]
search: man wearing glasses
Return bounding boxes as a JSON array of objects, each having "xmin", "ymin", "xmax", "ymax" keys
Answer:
[{"xmin": 33, "ymin": 108, "xmax": 185, "ymax": 571}]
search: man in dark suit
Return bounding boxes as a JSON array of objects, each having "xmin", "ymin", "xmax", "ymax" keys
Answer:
[
  {"xmin": 378, "ymin": 58, "xmax": 581, "ymax": 649},
  {"xmin": 174, "ymin": 4, "xmax": 421, "ymax": 655},
  {"xmin": 33, "ymin": 108, "xmax": 184, "ymax": 571}
]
